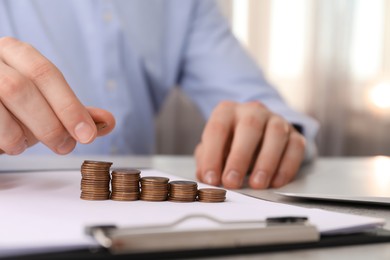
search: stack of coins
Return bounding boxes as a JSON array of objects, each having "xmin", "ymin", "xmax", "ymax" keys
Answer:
[
  {"xmin": 111, "ymin": 168, "xmax": 141, "ymax": 201},
  {"xmin": 140, "ymin": 176, "xmax": 169, "ymax": 201},
  {"xmin": 197, "ymin": 188, "xmax": 227, "ymax": 203},
  {"xmin": 80, "ymin": 160, "xmax": 112, "ymax": 200},
  {"xmin": 168, "ymin": 181, "xmax": 198, "ymax": 202}
]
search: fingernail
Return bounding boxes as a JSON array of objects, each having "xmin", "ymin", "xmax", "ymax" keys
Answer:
[
  {"xmin": 252, "ymin": 171, "xmax": 268, "ymax": 188},
  {"xmin": 74, "ymin": 122, "xmax": 94, "ymax": 143},
  {"xmin": 225, "ymin": 170, "xmax": 242, "ymax": 187},
  {"xmin": 204, "ymin": 171, "xmax": 218, "ymax": 185},
  {"xmin": 273, "ymin": 173, "xmax": 286, "ymax": 187},
  {"xmin": 57, "ymin": 136, "xmax": 76, "ymax": 154},
  {"xmin": 10, "ymin": 139, "xmax": 28, "ymax": 155}
]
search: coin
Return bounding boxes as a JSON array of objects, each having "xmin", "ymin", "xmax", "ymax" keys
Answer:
[
  {"xmin": 197, "ymin": 188, "xmax": 227, "ymax": 203},
  {"xmin": 168, "ymin": 180, "xmax": 198, "ymax": 202},
  {"xmin": 110, "ymin": 168, "xmax": 141, "ymax": 201},
  {"xmin": 140, "ymin": 176, "xmax": 169, "ymax": 201},
  {"xmin": 140, "ymin": 176, "xmax": 169, "ymax": 183},
  {"xmin": 80, "ymin": 160, "xmax": 227, "ymax": 204},
  {"xmin": 83, "ymin": 160, "xmax": 113, "ymax": 166},
  {"xmin": 80, "ymin": 160, "xmax": 112, "ymax": 201}
]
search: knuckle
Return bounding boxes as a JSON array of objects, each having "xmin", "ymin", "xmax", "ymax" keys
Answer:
[
  {"xmin": 226, "ymin": 154, "xmax": 246, "ymax": 170},
  {"xmin": 38, "ymin": 123, "xmax": 67, "ymax": 144},
  {"xmin": 57, "ymin": 99, "xmax": 80, "ymax": 118},
  {"xmin": 290, "ymin": 132, "xmax": 306, "ymax": 150},
  {"xmin": 2, "ymin": 133, "xmax": 24, "ymax": 148},
  {"xmin": 267, "ymin": 116, "xmax": 289, "ymax": 136},
  {"xmin": 245, "ymin": 100, "xmax": 266, "ymax": 110},
  {"xmin": 28, "ymin": 60, "xmax": 57, "ymax": 83},
  {"xmin": 0, "ymin": 132, "xmax": 25, "ymax": 154},
  {"xmin": 6, "ymin": 40, "xmax": 36, "ymax": 59},
  {"xmin": 0, "ymin": 74, "xmax": 27, "ymax": 98},
  {"xmin": 0, "ymin": 36, "xmax": 19, "ymax": 48},
  {"xmin": 203, "ymin": 119, "xmax": 230, "ymax": 138},
  {"xmin": 214, "ymin": 101, "xmax": 236, "ymax": 114},
  {"xmin": 239, "ymin": 113, "xmax": 263, "ymax": 132}
]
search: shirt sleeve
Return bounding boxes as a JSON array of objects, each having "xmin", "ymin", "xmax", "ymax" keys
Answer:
[{"xmin": 178, "ymin": 0, "xmax": 319, "ymax": 161}]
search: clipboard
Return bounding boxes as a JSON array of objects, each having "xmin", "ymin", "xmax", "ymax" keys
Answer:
[
  {"xmin": 85, "ymin": 215, "xmax": 319, "ymax": 255},
  {"xmin": 2, "ymin": 168, "xmax": 390, "ymax": 259},
  {"xmin": 11, "ymin": 217, "xmax": 390, "ymax": 260}
]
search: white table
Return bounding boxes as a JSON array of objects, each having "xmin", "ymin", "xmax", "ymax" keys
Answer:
[{"xmin": 1, "ymin": 155, "xmax": 390, "ymax": 259}]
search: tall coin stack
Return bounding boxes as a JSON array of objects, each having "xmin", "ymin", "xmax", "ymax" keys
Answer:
[
  {"xmin": 197, "ymin": 188, "xmax": 226, "ymax": 203},
  {"xmin": 80, "ymin": 160, "xmax": 112, "ymax": 200},
  {"xmin": 111, "ymin": 168, "xmax": 141, "ymax": 201},
  {"xmin": 168, "ymin": 181, "xmax": 198, "ymax": 202},
  {"xmin": 140, "ymin": 176, "xmax": 169, "ymax": 201}
]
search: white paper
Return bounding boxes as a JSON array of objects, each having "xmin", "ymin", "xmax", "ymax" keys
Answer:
[{"xmin": 0, "ymin": 169, "xmax": 385, "ymax": 257}]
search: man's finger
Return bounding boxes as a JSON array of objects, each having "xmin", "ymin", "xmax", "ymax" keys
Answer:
[
  {"xmin": 249, "ymin": 116, "xmax": 291, "ymax": 189},
  {"xmin": 0, "ymin": 37, "xmax": 96, "ymax": 144},
  {"xmin": 222, "ymin": 102, "xmax": 269, "ymax": 189},
  {"xmin": 198, "ymin": 101, "xmax": 236, "ymax": 186},
  {"xmin": 0, "ymin": 101, "xmax": 27, "ymax": 155},
  {"xmin": 271, "ymin": 131, "xmax": 306, "ymax": 188},
  {"xmin": 194, "ymin": 143, "xmax": 203, "ymax": 181},
  {"xmin": 0, "ymin": 61, "xmax": 76, "ymax": 154}
]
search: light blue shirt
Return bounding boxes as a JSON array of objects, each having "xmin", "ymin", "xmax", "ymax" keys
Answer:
[{"xmin": 0, "ymin": 0, "xmax": 318, "ymax": 157}]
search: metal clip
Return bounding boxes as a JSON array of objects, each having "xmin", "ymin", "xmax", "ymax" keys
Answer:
[{"xmin": 86, "ymin": 214, "xmax": 319, "ymax": 254}]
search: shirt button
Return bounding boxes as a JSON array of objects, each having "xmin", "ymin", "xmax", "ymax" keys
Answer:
[
  {"xmin": 110, "ymin": 145, "xmax": 118, "ymax": 154},
  {"xmin": 106, "ymin": 79, "xmax": 117, "ymax": 91},
  {"xmin": 103, "ymin": 11, "xmax": 113, "ymax": 22}
]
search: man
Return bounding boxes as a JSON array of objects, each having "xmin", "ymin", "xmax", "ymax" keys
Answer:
[{"xmin": 0, "ymin": 0, "xmax": 318, "ymax": 189}]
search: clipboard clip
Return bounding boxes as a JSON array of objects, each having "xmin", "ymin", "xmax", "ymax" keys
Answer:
[{"xmin": 86, "ymin": 214, "xmax": 319, "ymax": 254}]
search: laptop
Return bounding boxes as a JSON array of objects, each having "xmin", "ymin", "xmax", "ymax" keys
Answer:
[{"xmin": 275, "ymin": 156, "xmax": 390, "ymax": 205}]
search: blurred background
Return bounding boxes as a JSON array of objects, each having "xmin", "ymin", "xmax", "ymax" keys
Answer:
[{"xmin": 156, "ymin": 0, "xmax": 390, "ymax": 157}]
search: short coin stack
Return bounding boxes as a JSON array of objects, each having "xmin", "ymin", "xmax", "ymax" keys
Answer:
[
  {"xmin": 168, "ymin": 181, "xmax": 198, "ymax": 202},
  {"xmin": 111, "ymin": 168, "xmax": 141, "ymax": 201},
  {"xmin": 140, "ymin": 176, "xmax": 170, "ymax": 201},
  {"xmin": 80, "ymin": 160, "xmax": 112, "ymax": 200},
  {"xmin": 197, "ymin": 188, "xmax": 227, "ymax": 203},
  {"xmin": 80, "ymin": 160, "xmax": 227, "ymax": 203}
]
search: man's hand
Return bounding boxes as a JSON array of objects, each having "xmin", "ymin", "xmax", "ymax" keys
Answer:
[
  {"xmin": 0, "ymin": 37, "xmax": 115, "ymax": 155},
  {"xmin": 195, "ymin": 101, "xmax": 306, "ymax": 189}
]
